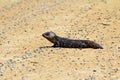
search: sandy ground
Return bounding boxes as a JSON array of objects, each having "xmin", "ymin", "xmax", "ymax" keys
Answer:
[{"xmin": 0, "ymin": 0, "xmax": 120, "ymax": 80}]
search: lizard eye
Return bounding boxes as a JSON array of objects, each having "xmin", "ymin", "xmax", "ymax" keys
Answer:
[{"xmin": 45, "ymin": 33, "xmax": 49, "ymax": 36}]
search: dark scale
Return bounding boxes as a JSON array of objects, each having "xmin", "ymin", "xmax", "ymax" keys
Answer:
[{"xmin": 42, "ymin": 31, "xmax": 103, "ymax": 49}]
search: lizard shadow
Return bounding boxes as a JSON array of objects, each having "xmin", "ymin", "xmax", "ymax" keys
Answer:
[
  {"xmin": 39, "ymin": 46, "xmax": 53, "ymax": 49},
  {"xmin": 39, "ymin": 46, "xmax": 85, "ymax": 50}
]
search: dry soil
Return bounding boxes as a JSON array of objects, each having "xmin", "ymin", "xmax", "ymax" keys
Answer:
[{"xmin": 0, "ymin": 0, "xmax": 120, "ymax": 80}]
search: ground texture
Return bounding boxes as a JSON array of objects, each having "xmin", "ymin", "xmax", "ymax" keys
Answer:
[{"xmin": 0, "ymin": 0, "xmax": 120, "ymax": 80}]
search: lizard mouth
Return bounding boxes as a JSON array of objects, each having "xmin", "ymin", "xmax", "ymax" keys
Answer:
[
  {"xmin": 42, "ymin": 33, "xmax": 46, "ymax": 37},
  {"xmin": 42, "ymin": 33, "xmax": 54, "ymax": 43}
]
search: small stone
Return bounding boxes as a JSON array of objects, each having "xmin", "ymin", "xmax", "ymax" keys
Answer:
[
  {"xmin": 0, "ymin": 63, "xmax": 3, "ymax": 67},
  {"xmin": 93, "ymin": 70, "xmax": 97, "ymax": 72}
]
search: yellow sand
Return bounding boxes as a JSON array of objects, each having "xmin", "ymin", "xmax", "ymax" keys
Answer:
[{"xmin": 0, "ymin": 0, "xmax": 120, "ymax": 80}]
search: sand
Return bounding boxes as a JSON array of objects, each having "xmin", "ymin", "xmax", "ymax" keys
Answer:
[{"xmin": 0, "ymin": 0, "xmax": 120, "ymax": 80}]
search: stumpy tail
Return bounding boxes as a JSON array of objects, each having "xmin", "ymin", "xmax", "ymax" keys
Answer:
[
  {"xmin": 95, "ymin": 44, "xmax": 103, "ymax": 49},
  {"xmin": 88, "ymin": 41, "xmax": 103, "ymax": 49},
  {"xmin": 92, "ymin": 43, "xmax": 103, "ymax": 49}
]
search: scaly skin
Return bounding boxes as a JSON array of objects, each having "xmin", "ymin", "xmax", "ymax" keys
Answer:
[{"xmin": 42, "ymin": 31, "xmax": 103, "ymax": 49}]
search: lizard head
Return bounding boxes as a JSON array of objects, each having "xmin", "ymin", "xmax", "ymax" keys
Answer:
[{"xmin": 42, "ymin": 31, "xmax": 56, "ymax": 43}]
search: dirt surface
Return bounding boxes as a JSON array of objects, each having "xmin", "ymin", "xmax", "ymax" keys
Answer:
[{"xmin": 0, "ymin": 0, "xmax": 120, "ymax": 80}]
